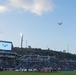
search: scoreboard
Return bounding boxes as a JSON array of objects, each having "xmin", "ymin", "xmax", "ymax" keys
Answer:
[{"xmin": 0, "ymin": 40, "xmax": 13, "ymax": 50}]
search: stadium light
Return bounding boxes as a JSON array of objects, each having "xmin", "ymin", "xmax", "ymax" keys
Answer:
[{"xmin": 20, "ymin": 33, "xmax": 23, "ymax": 48}]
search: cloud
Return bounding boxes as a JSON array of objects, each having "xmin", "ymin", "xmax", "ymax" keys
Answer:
[
  {"xmin": 0, "ymin": 6, "xmax": 9, "ymax": 12},
  {"xmin": 31, "ymin": 0, "xmax": 54, "ymax": 15},
  {"xmin": 0, "ymin": 0, "xmax": 54, "ymax": 15}
]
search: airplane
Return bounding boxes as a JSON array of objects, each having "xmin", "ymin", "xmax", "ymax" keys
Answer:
[
  {"xmin": 58, "ymin": 22, "xmax": 63, "ymax": 25},
  {"xmin": 2, "ymin": 44, "xmax": 8, "ymax": 47}
]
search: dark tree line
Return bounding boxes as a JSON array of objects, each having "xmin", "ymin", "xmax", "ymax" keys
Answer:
[{"xmin": 12, "ymin": 47, "xmax": 76, "ymax": 60}]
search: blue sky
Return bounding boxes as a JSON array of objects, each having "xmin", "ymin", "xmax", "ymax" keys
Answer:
[{"xmin": 0, "ymin": 0, "xmax": 76, "ymax": 54}]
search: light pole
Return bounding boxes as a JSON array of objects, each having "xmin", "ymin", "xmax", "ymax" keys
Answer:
[
  {"xmin": 26, "ymin": 40, "xmax": 27, "ymax": 48},
  {"xmin": 20, "ymin": 33, "xmax": 23, "ymax": 49}
]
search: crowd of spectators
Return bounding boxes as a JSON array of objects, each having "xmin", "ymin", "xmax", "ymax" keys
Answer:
[
  {"xmin": 0, "ymin": 54, "xmax": 76, "ymax": 71},
  {"xmin": 15, "ymin": 55, "xmax": 76, "ymax": 71}
]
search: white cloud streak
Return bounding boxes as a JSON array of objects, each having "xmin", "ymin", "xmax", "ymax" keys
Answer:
[
  {"xmin": 0, "ymin": 0, "xmax": 54, "ymax": 15},
  {"xmin": 0, "ymin": 6, "xmax": 9, "ymax": 12}
]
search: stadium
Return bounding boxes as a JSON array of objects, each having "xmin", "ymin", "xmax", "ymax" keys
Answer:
[
  {"xmin": 0, "ymin": 0, "xmax": 76, "ymax": 75},
  {"xmin": 0, "ymin": 40, "xmax": 76, "ymax": 75}
]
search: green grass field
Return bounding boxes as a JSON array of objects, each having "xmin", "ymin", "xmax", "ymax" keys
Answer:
[{"xmin": 0, "ymin": 71, "xmax": 76, "ymax": 75}]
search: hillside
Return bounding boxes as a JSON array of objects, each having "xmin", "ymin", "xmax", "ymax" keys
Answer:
[{"xmin": 12, "ymin": 47, "xmax": 76, "ymax": 60}]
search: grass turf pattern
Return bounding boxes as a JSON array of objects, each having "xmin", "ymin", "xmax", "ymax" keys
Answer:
[{"xmin": 0, "ymin": 71, "xmax": 76, "ymax": 75}]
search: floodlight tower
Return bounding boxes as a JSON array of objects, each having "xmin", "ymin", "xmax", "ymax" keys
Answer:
[{"xmin": 20, "ymin": 33, "xmax": 23, "ymax": 49}]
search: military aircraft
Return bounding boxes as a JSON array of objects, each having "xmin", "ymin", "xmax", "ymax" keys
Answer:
[
  {"xmin": 58, "ymin": 22, "xmax": 63, "ymax": 25},
  {"xmin": 2, "ymin": 44, "xmax": 8, "ymax": 47}
]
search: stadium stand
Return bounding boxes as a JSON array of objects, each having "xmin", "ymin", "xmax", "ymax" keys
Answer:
[
  {"xmin": 0, "ymin": 52, "xmax": 76, "ymax": 71},
  {"xmin": 0, "ymin": 40, "xmax": 76, "ymax": 71},
  {"xmin": 0, "ymin": 51, "xmax": 18, "ymax": 70}
]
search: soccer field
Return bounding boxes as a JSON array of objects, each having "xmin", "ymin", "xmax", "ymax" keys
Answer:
[{"xmin": 0, "ymin": 71, "xmax": 76, "ymax": 75}]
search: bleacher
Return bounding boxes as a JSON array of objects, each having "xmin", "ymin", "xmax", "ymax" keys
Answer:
[{"xmin": 0, "ymin": 40, "xmax": 18, "ymax": 69}]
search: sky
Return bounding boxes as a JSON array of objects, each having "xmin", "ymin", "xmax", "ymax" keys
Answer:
[{"xmin": 0, "ymin": 0, "xmax": 76, "ymax": 54}]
